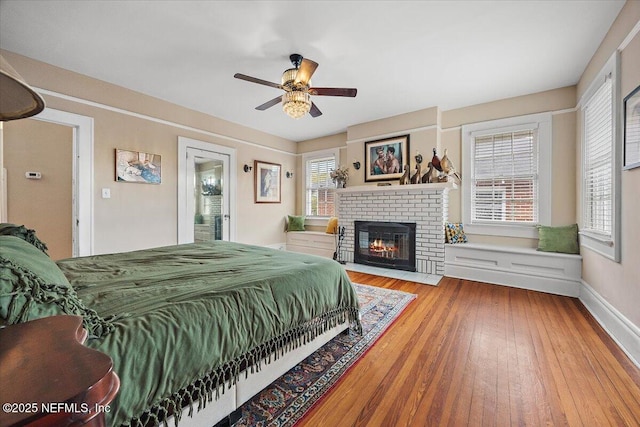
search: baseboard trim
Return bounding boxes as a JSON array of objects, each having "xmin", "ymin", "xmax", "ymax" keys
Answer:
[{"xmin": 579, "ymin": 280, "xmax": 640, "ymax": 369}]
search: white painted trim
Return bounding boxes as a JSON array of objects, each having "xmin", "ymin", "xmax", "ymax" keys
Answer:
[
  {"xmin": 33, "ymin": 87, "xmax": 295, "ymax": 155},
  {"xmin": 578, "ymin": 52, "xmax": 621, "ymax": 262},
  {"xmin": 178, "ymin": 137, "xmax": 237, "ymax": 243},
  {"xmin": 444, "ymin": 243, "xmax": 582, "ymax": 297},
  {"xmin": 346, "ymin": 124, "xmax": 439, "ymax": 144},
  {"xmin": 33, "ymin": 108, "xmax": 94, "ymax": 256},
  {"xmin": 461, "ymin": 112, "xmax": 552, "ymax": 239},
  {"xmin": 579, "ymin": 280, "xmax": 640, "ymax": 369},
  {"xmin": 618, "ymin": 18, "xmax": 640, "ymax": 51},
  {"xmin": 301, "ymin": 148, "xmax": 340, "ymax": 217}
]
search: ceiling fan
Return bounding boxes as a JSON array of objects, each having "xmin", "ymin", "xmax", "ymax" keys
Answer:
[{"xmin": 234, "ymin": 54, "xmax": 357, "ymax": 119}]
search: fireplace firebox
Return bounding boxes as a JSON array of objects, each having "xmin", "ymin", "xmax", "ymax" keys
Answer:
[{"xmin": 354, "ymin": 221, "xmax": 416, "ymax": 272}]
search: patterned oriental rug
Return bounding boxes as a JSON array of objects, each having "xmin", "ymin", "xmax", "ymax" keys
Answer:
[{"xmin": 232, "ymin": 283, "xmax": 416, "ymax": 427}]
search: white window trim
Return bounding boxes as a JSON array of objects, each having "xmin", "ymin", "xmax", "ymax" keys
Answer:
[
  {"xmin": 462, "ymin": 112, "xmax": 552, "ymax": 239},
  {"xmin": 302, "ymin": 148, "xmax": 340, "ymax": 222},
  {"xmin": 578, "ymin": 52, "xmax": 621, "ymax": 262}
]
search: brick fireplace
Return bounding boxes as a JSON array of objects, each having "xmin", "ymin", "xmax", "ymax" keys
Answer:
[{"xmin": 336, "ymin": 183, "xmax": 454, "ymax": 276}]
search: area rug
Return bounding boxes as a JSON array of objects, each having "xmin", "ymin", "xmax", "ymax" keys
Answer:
[{"xmin": 232, "ymin": 283, "xmax": 416, "ymax": 427}]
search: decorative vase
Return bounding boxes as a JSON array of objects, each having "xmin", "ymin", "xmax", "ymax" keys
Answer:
[{"xmin": 336, "ymin": 180, "xmax": 346, "ymax": 188}]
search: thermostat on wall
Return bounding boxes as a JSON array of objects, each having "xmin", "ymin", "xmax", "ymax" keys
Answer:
[{"xmin": 25, "ymin": 171, "xmax": 42, "ymax": 180}]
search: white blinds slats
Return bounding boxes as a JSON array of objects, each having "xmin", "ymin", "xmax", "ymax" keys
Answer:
[
  {"xmin": 307, "ymin": 156, "xmax": 336, "ymax": 216},
  {"xmin": 472, "ymin": 129, "xmax": 538, "ymax": 224},
  {"xmin": 583, "ymin": 78, "xmax": 613, "ymax": 235}
]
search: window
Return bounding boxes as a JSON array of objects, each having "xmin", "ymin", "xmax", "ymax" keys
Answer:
[
  {"xmin": 304, "ymin": 151, "xmax": 337, "ymax": 217},
  {"xmin": 462, "ymin": 112, "xmax": 552, "ymax": 238},
  {"xmin": 579, "ymin": 53, "xmax": 620, "ymax": 261}
]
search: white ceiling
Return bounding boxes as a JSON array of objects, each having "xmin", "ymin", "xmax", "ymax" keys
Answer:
[{"xmin": 0, "ymin": 0, "xmax": 625, "ymax": 142}]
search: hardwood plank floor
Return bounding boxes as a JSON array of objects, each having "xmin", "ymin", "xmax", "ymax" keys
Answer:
[{"xmin": 299, "ymin": 273, "xmax": 640, "ymax": 427}]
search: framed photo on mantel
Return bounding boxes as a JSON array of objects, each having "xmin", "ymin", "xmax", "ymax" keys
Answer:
[{"xmin": 364, "ymin": 134, "xmax": 410, "ymax": 182}]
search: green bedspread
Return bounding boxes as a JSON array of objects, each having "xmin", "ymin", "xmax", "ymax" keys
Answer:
[{"xmin": 56, "ymin": 241, "xmax": 360, "ymax": 427}]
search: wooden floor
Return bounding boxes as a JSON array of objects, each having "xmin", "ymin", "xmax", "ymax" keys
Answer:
[{"xmin": 299, "ymin": 273, "xmax": 640, "ymax": 427}]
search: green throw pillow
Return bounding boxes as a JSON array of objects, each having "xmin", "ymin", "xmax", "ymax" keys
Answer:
[
  {"xmin": 0, "ymin": 235, "xmax": 113, "ymax": 338},
  {"xmin": 537, "ymin": 224, "xmax": 580, "ymax": 254},
  {"xmin": 287, "ymin": 215, "xmax": 306, "ymax": 231}
]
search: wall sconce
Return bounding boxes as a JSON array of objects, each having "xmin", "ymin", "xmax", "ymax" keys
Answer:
[
  {"xmin": 352, "ymin": 160, "xmax": 361, "ymax": 170},
  {"xmin": 243, "ymin": 164, "xmax": 252, "ymax": 173},
  {"xmin": 286, "ymin": 171, "xmax": 294, "ymax": 178}
]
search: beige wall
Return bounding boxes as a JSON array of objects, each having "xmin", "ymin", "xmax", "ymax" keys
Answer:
[
  {"xmin": 4, "ymin": 118, "xmax": 73, "ymax": 260},
  {"xmin": 575, "ymin": 0, "xmax": 640, "ymax": 328},
  {"xmin": 1, "ymin": 50, "xmax": 297, "ymax": 254},
  {"xmin": 298, "ymin": 88, "xmax": 577, "ymax": 249}
]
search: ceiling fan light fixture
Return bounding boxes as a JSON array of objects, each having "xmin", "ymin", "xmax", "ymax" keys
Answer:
[
  {"xmin": 282, "ymin": 90, "xmax": 311, "ymax": 119},
  {"xmin": 281, "ymin": 68, "xmax": 297, "ymax": 86}
]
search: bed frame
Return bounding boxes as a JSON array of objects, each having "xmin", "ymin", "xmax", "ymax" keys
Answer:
[{"xmin": 167, "ymin": 321, "xmax": 350, "ymax": 426}]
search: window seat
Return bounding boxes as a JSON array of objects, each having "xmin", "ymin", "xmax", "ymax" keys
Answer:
[
  {"xmin": 286, "ymin": 231, "xmax": 337, "ymax": 259},
  {"xmin": 444, "ymin": 243, "xmax": 582, "ymax": 297}
]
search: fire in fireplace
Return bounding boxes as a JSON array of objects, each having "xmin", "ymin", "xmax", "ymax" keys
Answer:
[{"xmin": 354, "ymin": 221, "xmax": 416, "ymax": 272}]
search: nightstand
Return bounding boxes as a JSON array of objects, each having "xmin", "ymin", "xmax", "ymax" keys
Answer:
[{"xmin": 0, "ymin": 315, "xmax": 120, "ymax": 426}]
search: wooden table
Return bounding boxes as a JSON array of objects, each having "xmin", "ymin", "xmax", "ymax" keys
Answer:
[{"xmin": 0, "ymin": 315, "xmax": 119, "ymax": 426}]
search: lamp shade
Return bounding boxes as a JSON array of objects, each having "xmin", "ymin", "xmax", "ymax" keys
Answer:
[{"xmin": 0, "ymin": 54, "xmax": 45, "ymax": 121}]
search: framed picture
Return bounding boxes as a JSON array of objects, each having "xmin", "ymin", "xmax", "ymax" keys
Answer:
[
  {"xmin": 364, "ymin": 134, "xmax": 410, "ymax": 182},
  {"xmin": 254, "ymin": 160, "xmax": 281, "ymax": 203},
  {"xmin": 115, "ymin": 149, "xmax": 161, "ymax": 184},
  {"xmin": 623, "ymin": 84, "xmax": 640, "ymax": 170}
]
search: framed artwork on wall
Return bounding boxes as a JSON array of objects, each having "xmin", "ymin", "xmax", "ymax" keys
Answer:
[
  {"xmin": 623, "ymin": 84, "xmax": 640, "ymax": 170},
  {"xmin": 254, "ymin": 160, "xmax": 281, "ymax": 203},
  {"xmin": 364, "ymin": 134, "xmax": 410, "ymax": 182},
  {"xmin": 115, "ymin": 149, "xmax": 161, "ymax": 184}
]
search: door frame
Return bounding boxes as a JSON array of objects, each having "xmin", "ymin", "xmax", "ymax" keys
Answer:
[
  {"xmin": 178, "ymin": 136, "xmax": 237, "ymax": 243},
  {"xmin": 33, "ymin": 108, "xmax": 94, "ymax": 257}
]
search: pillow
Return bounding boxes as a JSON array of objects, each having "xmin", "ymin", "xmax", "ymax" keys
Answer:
[
  {"xmin": 0, "ymin": 223, "xmax": 49, "ymax": 255},
  {"xmin": 326, "ymin": 217, "xmax": 339, "ymax": 234},
  {"xmin": 287, "ymin": 215, "xmax": 306, "ymax": 232},
  {"xmin": 0, "ymin": 236, "xmax": 113, "ymax": 338},
  {"xmin": 445, "ymin": 222, "xmax": 467, "ymax": 244},
  {"xmin": 537, "ymin": 224, "xmax": 579, "ymax": 254}
]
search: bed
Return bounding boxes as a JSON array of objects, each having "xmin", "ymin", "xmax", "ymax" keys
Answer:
[{"xmin": 0, "ymin": 226, "xmax": 361, "ymax": 427}]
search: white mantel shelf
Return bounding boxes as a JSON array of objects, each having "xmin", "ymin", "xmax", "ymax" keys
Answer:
[{"xmin": 337, "ymin": 182, "xmax": 457, "ymax": 193}]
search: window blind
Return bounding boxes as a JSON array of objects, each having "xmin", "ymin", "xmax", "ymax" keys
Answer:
[
  {"xmin": 472, "ymin": 129, "xmax": 538, "ymax": 224},
  {"xmin": 306, "ymin": 156, "xmax": 335, "ymax": 216},
  {"xmin": 583, "ymin": 77, "xmax": 613, "ymax": 235}
]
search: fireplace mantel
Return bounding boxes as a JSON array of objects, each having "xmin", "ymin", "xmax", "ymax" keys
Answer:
[{"xmin": 337, "ymin": 182, "xmax": 456, "ymax": 194}]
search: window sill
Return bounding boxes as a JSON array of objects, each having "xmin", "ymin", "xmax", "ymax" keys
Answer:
[
  {"xmin": 464, "ymin": 223, "xmax": 538, "ymax": 239},
  {"xmin": 304, "ymin": 217, "xmax": 331, "ymax": 227},
  {"xmin": 579, "ymin": 231, "xmax": 619, "ymax": 262}
]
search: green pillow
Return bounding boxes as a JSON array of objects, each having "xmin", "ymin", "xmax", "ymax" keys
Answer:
[
  {"xmin": 537, "ymin": 224, "xmax": 580, "ymax": 254},
  {"xmin": 0, "ymin": 236, "xmax": 113, "ymax": 338},
  {"xmin": 0, "ymin": 223, "xmax": 49, "ymax": 255},
  {"xmin": 287, "ymin": 215, "xmax": 306, "ymax": 232}
]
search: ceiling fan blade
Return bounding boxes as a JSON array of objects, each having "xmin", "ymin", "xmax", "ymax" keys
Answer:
[
  {"xmin": 255, "ymin": 96, "xmax": 282, "ymax": 111},
  {"xmin": 309, "ymin": 102, "xmax": 322, "ymax": 118},
  {"xmin": 309, "ymin": 87, "xmax": 357, "ymax": 97},
  {"xmin": 294, "ymin": 59, "xmax": 318, "ymax": 85},
  {"xmin": 234, "ymin": 73, "xmax": 283, "ymax": 90}
]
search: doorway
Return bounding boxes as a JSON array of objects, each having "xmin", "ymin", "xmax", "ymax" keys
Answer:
[
  {"xmin": 1, "ymin": 108, "xmax": 93, "ymax": 257},
  {"xmin": 178, "ymin": 137, "xmax": 237, "ymax": 243}
]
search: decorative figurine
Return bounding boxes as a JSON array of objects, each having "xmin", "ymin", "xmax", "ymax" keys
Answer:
[
  {"xmin": 399, "ymin": 164, "xmax": 411, "ymax": 185},
  {"xmin": 410, "ymin": 162, "xmax": 422, "ymax": 184},
  {"xmin": 431, "ymin": 148, "xmax": 442, "ymax": 172},
  {"xmin": 421, "ymin": 161, "xmax": 438, "ymax": 183}
]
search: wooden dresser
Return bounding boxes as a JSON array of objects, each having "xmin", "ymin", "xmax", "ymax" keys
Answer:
[{"xmin": 0, "ymin": 315, "xmax": 120, "ymax": 427}]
